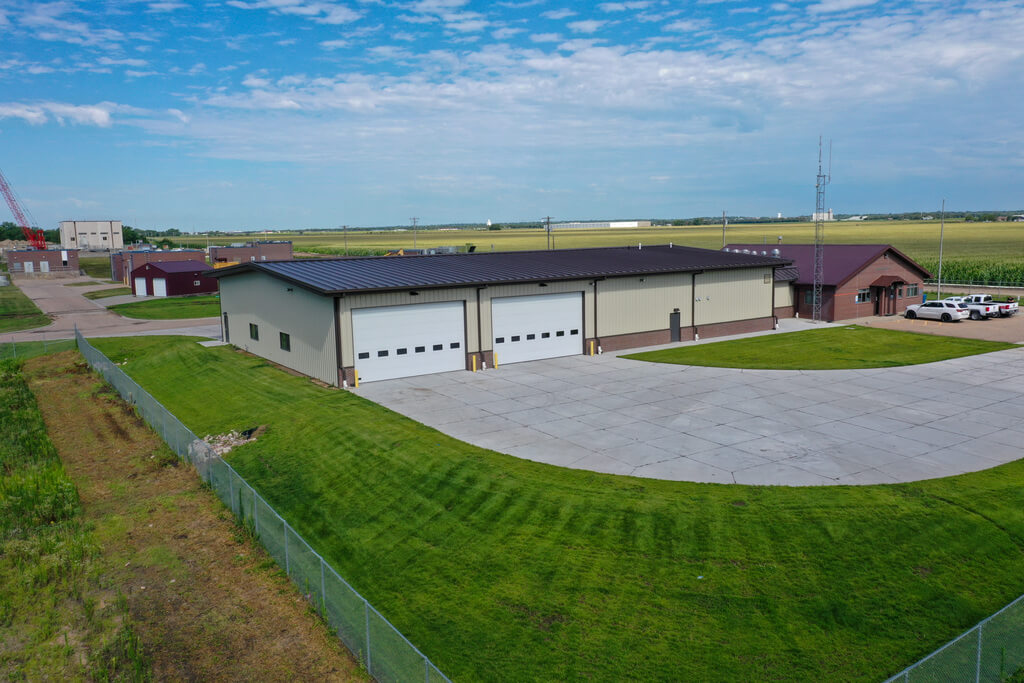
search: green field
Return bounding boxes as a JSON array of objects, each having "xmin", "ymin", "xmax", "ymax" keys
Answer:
[
  {"xmin": 107, "ymin": 294, "xmax": 220, "ymax": 320},
  {"xmin": 0, "ymin": 284, "xmax": 50, "ymax": 332},
  {"xmin": 624, "ymin": 326, "xmax": 1017, "ymax": 370},
  {"xmin": 77, "ymin": 256, "xmax": 110, "ymax": 280},
  {"xmin": 90, "ymin": 335, "xmax": 1024, "ymax": 681}
]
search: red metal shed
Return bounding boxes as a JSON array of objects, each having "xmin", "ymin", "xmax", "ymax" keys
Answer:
[{"xmin": 130, "ymin": 260, "xmax": 217, "ymax": 297}]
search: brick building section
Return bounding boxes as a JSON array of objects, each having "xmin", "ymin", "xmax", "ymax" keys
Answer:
[
  {"xmin": 209, "ymin": 242, "xmax": 293, "ymax": 265},
  {"xmin": 110, "ymin": 249, "xmax": 207, "ymax": 282},
  {"xmin": 728, "ymin": 244, "xmax": 930, "ymax": 323},
  {"xmin": 6, "ymin": 249, "xmax": 79, "ymax": 275}
]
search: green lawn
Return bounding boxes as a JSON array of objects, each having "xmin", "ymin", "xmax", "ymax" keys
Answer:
[
  {"xmin": 83, "ymin": 287, "xmax": 133, "ymax": 300},
  {"xmin": 107, "ymin": 295, "xmax": 220, "ymax": 319},
  {"xmin": 0, "ymin": 339, "xmax": 76, "ymax": 361},
  {"xmin": 90, "ymin": 335, "xmax": 1024, "ymax": 682},
  {"xmin": 0, "ymin": 284, "xmax": 50, "ymax": 332},
  {"xmin": 77, "ymin": 257, "xmax": 111, "ymax": 280},
  {"xmin": 622, "ymin": 326, "xmax": 1018, "ymax": 370}
]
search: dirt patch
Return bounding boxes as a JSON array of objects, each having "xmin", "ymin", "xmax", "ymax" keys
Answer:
[{"xmin": 25, "ymin": 351, "xmax": 363, "ymax": 682}]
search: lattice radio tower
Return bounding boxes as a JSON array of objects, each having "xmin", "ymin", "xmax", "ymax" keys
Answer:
[{"xmin": 812, "ymin": 137, "xmax": 831, "ymax": 323}]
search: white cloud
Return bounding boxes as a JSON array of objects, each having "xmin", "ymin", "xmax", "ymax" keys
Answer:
[
  {"xmin": 807, "ymin": 0, "xmax": 877, "ymax": 13},
  {"xmin": 147, "ymin": 1, "xmax": 187, "ymax": 12},
  {"xmin": 492, "ymin": 27, "xmax": 526, "ymax": 39},
  {"xmin": 21, "ymin": 2, "xmax": 126, "ymax": 48},
  {"xmin": 541, "ymin": 9, "xmax": 576, "ymax": 20},
  {"xmin": 320, "ymin": 38, "xmax": 348, "ymax": 49},
  {"xmin": 664, "ymin": 19, "xmax": 710, "ymax": 32},
  {"xmin": 98, "ymin": 57, "xmax": 149, "ymax": 67},
  {"xmin": 568, "ymin": 20, "xmax": 606, "ymax": 34},
  {"xmin": 225, "ymin": 0, "xmax": 362, "ymax": 25},
  {"xmin": 0, "ymin": 101, "xmax": 121, "ymax": 127},
  {"xmin": 599, "ymin": 1, "xmax": 650, "ymax": 10},
  {"xmin": 530, "ymin": 32, "xmax": 562, "ymax": 42}
]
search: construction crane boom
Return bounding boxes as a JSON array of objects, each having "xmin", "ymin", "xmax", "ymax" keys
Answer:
[{"xmin": 0, "ymin": 168, "xmax": 47, "ymax": 250}]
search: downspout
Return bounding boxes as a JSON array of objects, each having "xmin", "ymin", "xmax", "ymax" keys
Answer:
[
  {"xmin": 476, "ymin": 286, "xmax": 485, "ymax": 368},
  {"xmin": 771, "ymin": 268, "xmax": 777, "ymax": 329},
  {"xmin": 334, "ymin": 295, "xmax": 345, "ymax": 387},
  {"xmin": 691, "ymin": 271, "xmax": 698, "ymax": 340},
  {"xmin": 593, "ymin": 279, "xmax": 599, "ymax": 353}
]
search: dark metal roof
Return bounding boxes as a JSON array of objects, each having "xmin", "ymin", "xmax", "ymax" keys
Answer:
[
  {"xmin": 774, "ymin": 267, "xmax": 800, "ymax": 282},
  {"xmin": 209, "ymin": 244, "xmax": 791, "ymax": 295},
  {"xmin": 133, "ymin": 259, "xmax": 210, "ymax": 274},
  {"xmin": 725, "ymin": 244, "xmax": 931, "ymax": 287}
]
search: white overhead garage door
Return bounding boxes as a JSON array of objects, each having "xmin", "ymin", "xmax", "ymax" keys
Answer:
[
  {"xmin": 492, "ymin": 292, "xmax": 583, "ymax": 365},
  {"xmin": 134, "ymin": 277, "xmax": 147, "ymax": 296},
  {"xmin": 352, "ymin": 300, "xmax": 466, "ymax": 383},
  {"xmin": 152, "ymin": 278, "xmax": 167, "ymax": 297}
]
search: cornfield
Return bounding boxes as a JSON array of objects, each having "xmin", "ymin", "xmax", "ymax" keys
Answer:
[{"xmin": 917, "ymin": 258, "xmax": 1024, "ymax": 286}]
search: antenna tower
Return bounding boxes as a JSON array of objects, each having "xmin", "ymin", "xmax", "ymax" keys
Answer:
[
  {"xmin": 812, "ymin": 137, "xmax": 831, "ymax": 323},
  {"xmin": 544, "ymin": 216, "xmax": 553, "ymax": 249}
]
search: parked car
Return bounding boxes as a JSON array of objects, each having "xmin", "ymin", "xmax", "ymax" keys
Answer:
[
  {"xmin": 905, "ymin": 301, "xmax": 969, "ymax": 321},
  {"xmin": 942, "ymin": 296, "xmax": 1000, "ymax": 320},
  {"xmin": 953, "ymin": 294, "xmax": 1018, "ymax": 318}
]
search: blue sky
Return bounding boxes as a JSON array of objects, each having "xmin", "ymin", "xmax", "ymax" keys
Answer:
[{"xmin": 0, "ymin": 0, "xmax": 1021, "ymax": 231}]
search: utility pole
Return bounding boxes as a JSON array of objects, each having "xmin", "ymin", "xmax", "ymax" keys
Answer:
[
  {"xmin": 937, "ymin": 199, "xmax": 946, "ymax": 300},
  {"xmin": 410, "ymin": 217, "xmax": 418, "ymax": 249},
  {"xmin": 341, "ymin": 225, "xmax": 348, "ymax": 256},
  {"xmin": 544, "ymin": 216, "xmax": 553, "ymax": 250},
  {"xmin": 722, "ymin": 210, "xmax": 727, "ymax": 248}
]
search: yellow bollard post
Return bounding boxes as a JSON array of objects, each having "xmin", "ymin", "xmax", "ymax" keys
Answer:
[
  {"xmin": 354, "ymin": 369, "xmax": 359, "ymax": 388},
  {"xmin": 589, "ymin": 340, "xmax": 594, "ymax": 356},
  {"xmin": 493, "ymin": 354, "xmax": 498, "ymax": 369},
  {"xmin": 472, "ymin": 355, "xmax": 477, "ymax": 372}
]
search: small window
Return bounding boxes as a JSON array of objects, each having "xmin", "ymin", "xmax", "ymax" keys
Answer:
[
  {"xmin": 556, "ymin": 331, "xmax": 565, "ymax": 337},
  {"xmin": 570, "ymin": 329, "xmax": 579, "ymax": 335},
  {"xmin": 511, "ymin": 335, "xmax": 520, "ymax": 342},
  {"xmin": 450, "ymin": 342, "xmax": 460, "ymax": 349},
  {"xmin": 541, "ymin": 332, "xmax": 550, "ymax": 338},
  {"xmin": 194, "ymin": 280, "xmax": 201, "ymax": 286},
  {"xmin": 377, "ymin": 350, "xmax": 388, "ymax": 357},
  {"xmin": 495, "ymin": 337, "xmax": 505, "ymax": 344},
  {"xmin": 279, "ymin": 332, "xmax": 291, "ymax": 352},
  {"xmin": 261, "ymin": 255, "xmax": 267, "ymax": 261},
  {"xmin": 855, "ymin": 289, "xmax": 871, "ymax": 304},
  {"xmin": 358, "ymin": 352, "xmax": 370, "ymax": 359},
  {"xmin": 397, "ymin": 348, "xmax": 408, "ymax": 355},
  {"xmin": 763, "ymin": 274, "xmax": 771, "ymax": 284},
  {"xmin": 250, "ymin": 256, "xmax": 256, "ymax": 262},
  {"xmin": 803, "ymin": 290, "xmax": 814, "ymax": 305},
  {"xmin": 526, "ymin": 334, "xmax": 535, "ymax": 340},
  {"xmin": 415, "ymin": 346, "xmax": 425, "ymax": 353},
  {"xmin": 905, "ymin": 284, "xmax": 919, "ymax": 297},
  {"xmin": 249, "ymin": 323, "xmax": 259, "ymax": 340},
  {"xmin": 432, "ymin": 344, "xmax": 443, "ymax": 351}
]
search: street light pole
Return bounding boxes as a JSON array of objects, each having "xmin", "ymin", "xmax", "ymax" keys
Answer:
[{"xmin": 937, "ymin": 199, "xmax": 945, "ymax": 300}]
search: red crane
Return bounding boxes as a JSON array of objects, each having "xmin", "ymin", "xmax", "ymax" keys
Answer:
[{"xmin": 0, "ymin": 167, "xmax": 47, "ymax": 250}]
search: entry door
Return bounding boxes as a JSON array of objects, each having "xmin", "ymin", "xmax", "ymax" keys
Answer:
[
  {"xmin": 670, "ymin": 311, "xmax": 681, "ymax": 342},
  {"xmin": 134, "ymin": 277, "xmax": 147, "ymax": 296},
  {"xmin": 152, "ymin": 278, "xmax": 167, "ymax": 297},
  {"xmin": 352, "ymin": 300, "xmax": 466, "ymax": 382},
  {"xmin": 24, "ymin": 262, "xmax": 33, "ymax": 273},
  {"xmin": 39, "ymin": 261, "xmax": 49, "ymax": 273},
  {"xmin": 491, "ymin": 292, "xmax": 583, "ymax": 365}
]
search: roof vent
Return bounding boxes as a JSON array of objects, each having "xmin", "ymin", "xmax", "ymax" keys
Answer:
[
  {"xmin": 762, "ymin": 250, "xmax": 767, "ymax": 256},
  {"xmin": 772, "ymin": 248, "xmax": 780, "ymax": 257},
  {"xmin": 742, "ymin": 249, "xmax": 750, "ymax": 254}
]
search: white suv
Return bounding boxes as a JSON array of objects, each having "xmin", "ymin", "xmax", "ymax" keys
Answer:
[{"xmin": 905, "ymin": 301, "xmax": 968, "ymax": 322}]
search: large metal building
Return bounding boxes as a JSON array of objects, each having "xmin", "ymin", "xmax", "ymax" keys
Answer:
[{"xmin": 211, "ymin": 245, "xmax": 791, "ymax": 386}]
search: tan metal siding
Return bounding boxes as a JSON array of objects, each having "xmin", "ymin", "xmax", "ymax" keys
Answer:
[
  {"xmin": 339, "ymin": 287, "xmax": 477, "ymax": 366},
  {"xmin": 774, "ymin": 280, "xmax": 794, "ymax": 307},
  {"xmin": 596, "ymin": 273, "xmax": 692, "ymax": 336},
  {"xmin": 221, "ymin": 273, "xmax": 338, "ymax": 385},
  {"xmin": 694, "ymin": 268, "xmax": 773, "ymax": 325},
  {"xmin": 479, "ymin": 280, "xmax": 594, "ymax": 344}
]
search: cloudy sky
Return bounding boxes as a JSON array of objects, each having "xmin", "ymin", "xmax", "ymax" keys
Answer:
[{"xmin": 0, "ymin": 0, "xmax": 1021, "ymax": 231}]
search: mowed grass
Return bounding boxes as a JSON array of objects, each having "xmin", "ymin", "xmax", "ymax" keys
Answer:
[
  {"xmin": 623, "ymin": 326, "xmax": 1018, "ymax": 370},
  {"xmin": 91, "ymin": 335, "xmax": 1024, "ymax": 681},
  {"xmin": 107, "ymin": 294, "xmax": 220, "ymax": 319},
  {"xmin": 83, "ymin": 286, "xmax": 132, "ymax": 300},
  {"xmin": 171, "ymin": 219, "xmax": 1024, "ymax": 264},
  {"xmin": 77, "ymin": 256, "xmax": 111, "ymax": 280},
  {"xmin": 0, "ymin": 284, "xmax": 50, "ymax": 332},
  {"xmin": 0, "ymin": 339, "xmax": 76, "ymax": 361}
]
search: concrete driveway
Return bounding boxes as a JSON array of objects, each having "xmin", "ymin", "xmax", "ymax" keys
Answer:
[
  {"xmin": 356, "ymin": 331, "xmax": 1024, "ymax": 486},
  {"xmin": 0, "ymin": 275, "xmax": 221, "ymax": 342}
]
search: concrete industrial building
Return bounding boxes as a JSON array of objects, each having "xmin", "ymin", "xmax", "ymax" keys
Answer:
[
  {"xmin": 552, "ymin": 221, "xmax": 652, "ymax": 230},
  {"xmin": 211, "ymin": 245, "xmax": 791, "ymax": 386},
  {"xmin": 6, "ymin": 249, "xmax": 79, "ymax": 276},
  {"xmin": 110, "ymin": 249, "xmax": 206, "ymax": 283},
  {"xmin": 60, "ymin": 220, "xmax": 123, "ymax": 250},
  {"xmin": 726, "ymin": 244, "xmax": 929, "ymax": 321},
  {"xmin": 130, "ymin": 260, "xmax": 218, "ymax": 297},
  {"xmin": 209, "ymin": 241, "xmax": 293, "ymax": 266}
]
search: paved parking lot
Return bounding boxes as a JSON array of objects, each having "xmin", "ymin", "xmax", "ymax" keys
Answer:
[{"xmin": 357, "ymin": 334, "xmax": 1024, "ymax": 486}]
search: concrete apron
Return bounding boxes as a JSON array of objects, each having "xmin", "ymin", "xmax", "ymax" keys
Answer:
[{"xmin": 356, "ymin": 321, "xmax": 1024, "ymax": 486}]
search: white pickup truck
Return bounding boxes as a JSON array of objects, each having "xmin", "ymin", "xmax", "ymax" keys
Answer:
[
  {"xmin": 946, "ymin": 294, "xmax": 1019, "ymax": 318},
  {"xmin": 942, "ymin": 296, "xmax": 1001, "ymax": 320}
]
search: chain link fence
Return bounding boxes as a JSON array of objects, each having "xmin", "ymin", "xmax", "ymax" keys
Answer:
[
  {"xmin": 884, "ymin": 593, "xmax": 1024, "ymax": 682},
  {"xmin": 75, "ymin": 328, "xmax": 451, "ymax": 683}
]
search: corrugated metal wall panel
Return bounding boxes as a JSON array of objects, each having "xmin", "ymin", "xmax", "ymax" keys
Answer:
[
  {"xmin": 596, "ymin": 273, "xmax": 692, "ymax": 336},
  {"xmin": 339, "ymin": 287, "xmax": 477, "ymax": 366},
  {"xmin": 774, "ymin": 281, "xmax": 794, "ymax": 307},
  {"xmin": 694, "ymin": 268, "xmax": 773, "ymax": 325},
  {"xmin": 221, "ymin": 273, "xmax": 338, "ymax": 385}
]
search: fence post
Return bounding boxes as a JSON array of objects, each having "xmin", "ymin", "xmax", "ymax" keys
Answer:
[
  {"xmin": 284, "ymin": 522, "xmax": 290, "ymax": 576},
  {"xmin": 229, "ymin": 470, "xmax": 234, "ymax": 515},
  {"xmin": 320, "ymin": 559, "xmax": 326, "ymax": 616},
  {"xmin": 365, "ymin": 601, "xmax": 372, "ymax": 675},
  {"xmin": 425, "ymin": 657, "xmax": 429, "ymax": 683},
  {"xmin": 253, "ymin": 493, "xmax": 258, "ymax": 536},
  {"xmin": 975, "ymin": 623, "xmax": 983, "ymax": 682}
]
